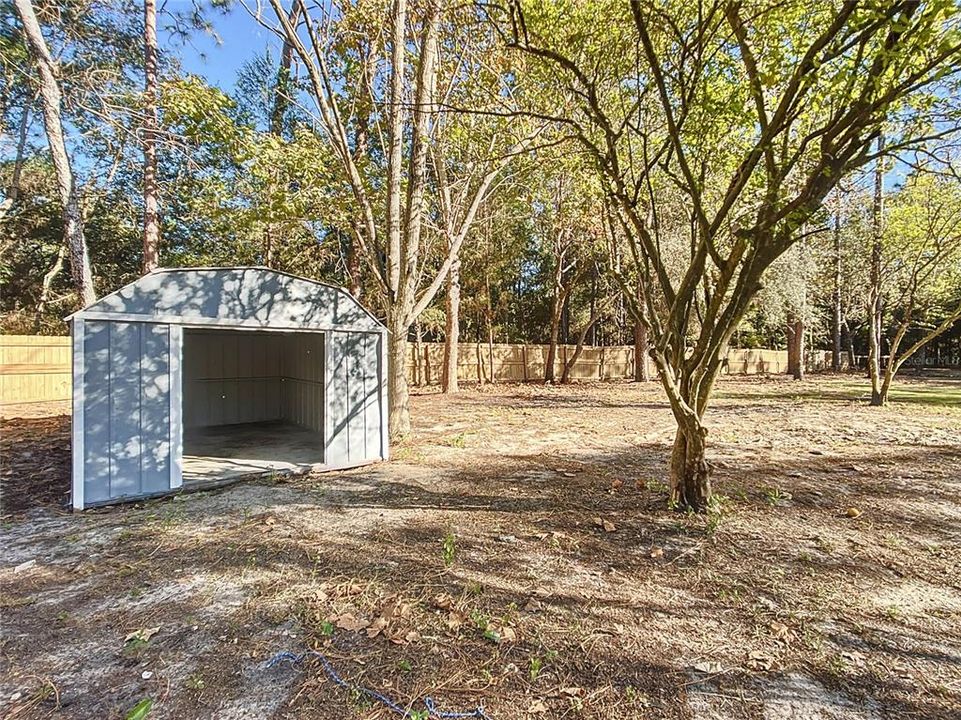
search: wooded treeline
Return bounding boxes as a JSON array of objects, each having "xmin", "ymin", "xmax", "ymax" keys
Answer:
[{"xmin": 3, "ymin": 0, "xmax": 960, "ymax": 507}]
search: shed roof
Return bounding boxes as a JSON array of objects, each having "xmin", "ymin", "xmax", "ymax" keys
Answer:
[{"xmin": 71, "ymin": 267, "xmax": 384, "ymax": 333}]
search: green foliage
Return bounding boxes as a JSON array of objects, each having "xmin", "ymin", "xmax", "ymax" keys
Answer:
[
  {"xmin": 125, "ymin": 699, "xmax": 153, "ymax": 720},
  {"xmin": 442, "ymin": 531, "xmax": 456, "ymax": 567},
  {"xmin": 3, "ymin": 0, "xmax": 959, "ymax": 365}
]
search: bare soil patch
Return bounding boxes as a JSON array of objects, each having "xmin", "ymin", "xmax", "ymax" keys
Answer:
[{"xmin": 1, "ymin": 375, "xmax": 959, "ymax": 719}]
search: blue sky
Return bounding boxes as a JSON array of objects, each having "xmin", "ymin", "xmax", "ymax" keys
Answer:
[{"xmin": 165, "ymin": 2, "xmax": 277, "ymax": 92}]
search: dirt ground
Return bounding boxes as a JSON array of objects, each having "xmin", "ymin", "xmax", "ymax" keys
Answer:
[{"xmin": 1, "ymin": 374, "xmax": 959, "ymax": 719}]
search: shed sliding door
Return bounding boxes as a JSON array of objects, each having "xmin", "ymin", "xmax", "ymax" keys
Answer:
[
  {"xmin": 77, "ymin": 320, "xmax": 181, "ymax": 507},
  {"xmin": 325, "ymin": 331, "xmax": 383, "ymax": 467}
]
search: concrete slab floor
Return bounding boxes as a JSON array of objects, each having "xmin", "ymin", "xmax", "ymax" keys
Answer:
[{"xmin": 182, "ymin": 421, "xmax": 324, "ymax": 487}]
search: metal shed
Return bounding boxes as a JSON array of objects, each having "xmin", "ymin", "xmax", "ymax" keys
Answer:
[{"xmin": 68, "ymin": 267, "xmax": 388, "ymax": 510}]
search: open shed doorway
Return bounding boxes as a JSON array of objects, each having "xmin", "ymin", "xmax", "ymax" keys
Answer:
[{"xmin": 181, "ymin": 328, "xmax": 326, "ymax": 486}]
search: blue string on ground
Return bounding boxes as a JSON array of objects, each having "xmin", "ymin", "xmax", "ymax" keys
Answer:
[{"xmin": 266, "ymin": 649, "xmax": 491, "ymax": 720}]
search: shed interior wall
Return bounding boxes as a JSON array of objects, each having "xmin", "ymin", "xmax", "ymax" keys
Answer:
[
  {"xmin": 181, "ymin": 329, "xmax": 326, "ymax": 485},
  {"xmin": 182, "ymin": 329, "xmax": 324, "ymax": 432}
]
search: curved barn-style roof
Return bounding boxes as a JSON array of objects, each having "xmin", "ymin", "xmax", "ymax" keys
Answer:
[{"xmin": 71, "ymin": 267, "xmax": 384, "ymax": 332}]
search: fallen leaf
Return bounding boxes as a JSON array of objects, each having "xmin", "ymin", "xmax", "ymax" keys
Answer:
[
  {"xmin": 366, "ymin": 616, "xmax": 388, "ymax": 638},
  {"xmin": 558, "ymin": 686, "xmax": 584, "ymax": 698},
  {"xmin": 498, "ymin": 626, "xmax": 517, "ymax": 642},
  {"xmin": 770, "ymin": 621, "xmax": 790, "ymax": 641},
  {"xmin": 433, "ymin": 593, "xmax": 454, "ymax": 610},
  {"xmin": 593, "ymin": 517, "xmax": 616, "ymax": 533},
  {"xmin": 844, "ymin": 507, "xmax": 862, "ymax": 518},
  {"xmin": 124, "ymin": 627, "xmax": 160, "ymax": 644},
  {"xmin": 446, "ymin": 610, "xmax": 467, "ymax": 630},
  {"xmin": 339, "ymin": 582, "xmax": 363, "ymax": 596},
  {"xmin": 524, "ymin": 598, "xmax": 543, "ymax": 612},
  {"xmin": 333, "ymin": 613, "xmax": 369, "ymax": 632},
  {"xmin": 746, "ymin": 650, "xmax": 775, "ymax": 671},
  {"xmin": 692, "ymin": 660, "xmax": 723, "ymax": 673},
  {"xmin": 650, "ymin": 547, "xmax": 664, "ymax": 559},
  {"xmin": 611, "ymin": 479, "xmax": 624, "ymax": 491},
  {"xmin": 528, "ymin": 699, "xmax": 549, "ymax": 714}
]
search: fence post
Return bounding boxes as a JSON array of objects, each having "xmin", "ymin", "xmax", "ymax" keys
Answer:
[{"xmin": 522, "ymin": 345, "xmax": 529, "ymax": 382}]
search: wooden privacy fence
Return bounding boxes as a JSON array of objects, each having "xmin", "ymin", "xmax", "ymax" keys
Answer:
[
  {"xmin": 0, "ymin": 334, "xmax": 790, "ymax": 404},
  {"xmin": 407, "ymin": 343, "xmax": 789, "ymax": 385},
  {"xmin": 0, "ymin": 335, "xmax": 72, "ymax": 405}
]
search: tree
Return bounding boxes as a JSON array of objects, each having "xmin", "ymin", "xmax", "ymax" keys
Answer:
[
  {"xmin": 13, "ymin": 0, "xmax": 96, "ymax": 306},
  {"xmin": 830, "ymin": 187, "xmax": 844, "ymax": 372},
  {"xmin": 559, "ymin": 257, "xmax": 615, "ymax": 384},
  {"xmin": 142, "ymin": 0, "xmax": 160, "ymax": 273},
  {"xmin": 261, "ymin": 0, "xmax": 532, "ymax": 436},
  {"xmin": 867, "ymin": 137, "xmax": 887, "ymax": 403},
  {"xmin": 505, "ymin": 0, "xmax": 961, "ymax": 510},
  {"xmin": 870, "ymin": 168, "xmax": 961, "ymax": 404}
]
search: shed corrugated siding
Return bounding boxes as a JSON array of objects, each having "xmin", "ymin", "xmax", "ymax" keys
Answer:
[
  {"xmin": 81, "ymin": 268, "xmax": 382, "ymax": 333},
  {"xmin": 326, "ymin": 330, "xmax": 383, "ymax": 466},
  {"xmin": 82, "ymin": 321, "xmax": 174, "ymax": 504}
]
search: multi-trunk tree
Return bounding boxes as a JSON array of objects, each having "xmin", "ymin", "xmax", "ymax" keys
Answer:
[
  {"xmin": 262, "ymin": 0, "xmax": 532, "ymax": 435},
  {"xmin": 504, "ymin": 0, "xmax": 961, "ymax": 510},
  {"xmin": 869, "ymin": 168, "xmax": 961, "ymax": 404}
]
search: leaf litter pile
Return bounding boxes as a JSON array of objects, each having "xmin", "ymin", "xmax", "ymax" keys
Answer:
[{"xmin": 1, "ymin": 375, "xmax": 959, "ymax": 719}]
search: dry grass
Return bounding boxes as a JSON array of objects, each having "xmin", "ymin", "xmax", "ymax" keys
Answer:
[{"xmin": 1, "ymin": 374, "xmax": 959, "ymax": 719}]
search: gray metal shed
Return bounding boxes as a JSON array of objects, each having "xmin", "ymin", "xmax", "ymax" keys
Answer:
[{"xmin": 69, "ymin": 267, "xmax": 388, "ymax": 510}]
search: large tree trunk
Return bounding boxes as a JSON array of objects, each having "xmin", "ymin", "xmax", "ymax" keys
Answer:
[
  {"xmin": 382, "ymin": 0, "xmax": 410, "ymax": 437},
  {"xmin": 263, "ymin": 1, "xmax": 302, "ymax": 270},
  {"xmin": 346, "ymin": 36, "xmax": 373, "ymax": 298},
  {"xmin": 669, "ymin": 421, "xmax": 711, "ymax": 512},
  {"xmin": 787, "ymin": 316, "xmax": 805, "ymax": 380},
  {"xmin": 142, "ymin": 0, "xmax": 160, "ymax": 274},
  {"xmin": 387, "ymin": 314, "xmax": 412, "ymax": 437},
  {"xmin": 868, "ymin": 137, "xmax": 885, "ymax": 405},
  {"xmin": 545, "ymin": 297, "xmax": 562, "ymax": 383},
  {"xmin": 15, "ymin": 0, "xmax": 95, "ymax": 306},
  {"xmin": 270, "ymin": 1, "xmax": 300, "ymax": 137},
  {"xmin": 545, "ymin": 257, "xmax": 567, "ymax": 384},
  {"xmin": 634, "ymin": 318, "xmax": 650, "ymax": 381},
  {"xmin": 843, "ymin": 318, "xmax": 856, "ymax": 371},
  {"xmin": 442, "ymin": 254, "xmax": 460, "ymax": 393}
]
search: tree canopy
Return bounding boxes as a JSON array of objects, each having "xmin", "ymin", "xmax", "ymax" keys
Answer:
[{"xmin": 3, "ymin": 0, "xmax": 960, "ymax": 507}]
